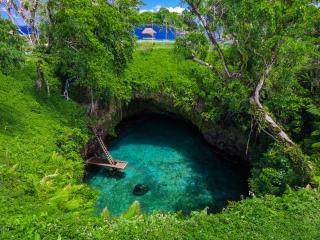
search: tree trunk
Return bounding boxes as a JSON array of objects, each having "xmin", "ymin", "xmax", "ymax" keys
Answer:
[
  {"xmin": 42, "ymin": 69, "xmax": 50, "ymax": 97},
  {"xmin": 192, "ymin": 54, "xmax": 223, "ymax": 80},
  {"xmin": 2, "ymin": 0, "xmax": 39, "ymax": 46},
  {"xmin": 36, "ymin": 62, "xmax": 43, "ymax": 90},
  {"xmin": 188, "ymin": 2, "xmax": 231, "ymax": 79},
  {"xmin": 89, "ymin": 88, "xmax": 98, "ymax": 116},
  {"xmin": 249, "ymin": 64, "xmax": 295, "ymax": 145},
  {"xmin": 249, "ymin": 65, "xmax": 312, "ymax": 185}
]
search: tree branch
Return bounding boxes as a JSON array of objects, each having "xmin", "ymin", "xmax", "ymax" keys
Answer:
[
  {"xmin": 250, "ymin": 62, "xmax": 295, "ymax": 146},
  {"xmin": 231, "ymin": 33, "xmax": 246, "ymax": 78},
  {"xmin": 3, "ymin": 0, "xmax": 16, "ymax": 25},
  {"xmin": 2, "ymin": 0, "xmax": 39, "ymax": 45},
  {"xmin": 192, "ymin": 54, "xmax": 223, "ymax": 80},
  {"xmin": 246, "ymin": 115, "xmax": 254, "ymax": 156},
  {"xmin": 187, "ymin": 1, "xmax": 232, "ymax": 79},
  {"xmin": 18, "ymin": 0, "xmax": 39, "ymax": 45}
]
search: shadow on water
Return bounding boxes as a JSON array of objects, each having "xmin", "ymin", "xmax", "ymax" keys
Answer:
[
  {"xmin": 101, "ymin": 168, "xmax": 127, "ymax": 180},
  {"xmin": 87, "ymin": 114, "xmax": 249, "ymax": 216}
]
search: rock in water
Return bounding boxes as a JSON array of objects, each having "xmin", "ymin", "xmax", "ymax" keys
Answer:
[{"xmin": 133, "ymin": 184, "xmax": 149, "ymax": 196}]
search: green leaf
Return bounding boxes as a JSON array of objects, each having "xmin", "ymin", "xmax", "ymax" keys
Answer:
[
  {"xmin": 311, "ymin": 142, "xmax": 320, "ymax": 149},
  {"xmin": 122, "ymin": 201, "xmax": 141, "ymax": 219},
  {"xmin": 101, "ymin": 207, "xmax": 110, "ymax": 219},
  {"xmin": 307, "ymin": 104, "xmax": 320, "ymax": 117}
]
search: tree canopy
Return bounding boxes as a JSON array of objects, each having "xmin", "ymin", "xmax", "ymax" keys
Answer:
[
  {"xmin": 43, "ymin": 0, "xmax": 139, "ymax": 108},
  {"xmin": 176, "ymin": 0, "xmax": 320, "ymax": 193},
  {"xmin": 0, "ymin": 0, "xmax": 41, "ymax": 45},
  {"xmin": 138, "ymin": 8, "xmax": 196, "ymax": 30},
  {"xmin": 0, "ymin": 18, "xmax": 24, "ymax": 74}
]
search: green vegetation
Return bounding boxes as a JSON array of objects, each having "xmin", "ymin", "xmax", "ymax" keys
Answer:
[
  {"xmin": 43, "ymin": 0, "xmax": 138, "ymax": 110},
  {"xmin": 122, "ymin": 47, "xmax": 248, "ymax": 120},
  {"xmin": 0, "ymin": 60, "xmax": 93, "ymax": 238},
  {"xmin": 177, "ymin": 0, "xmax": 319, "ymax": 193},
  {"xmin": 0, "ymin": 18, "xmax": 24, "ymax": 74},
  {"xmin": 137, "ymin": 6, "xmax": 200, "ymax": 32},
  {"xmin": 1, "ymin": 47, "xmax": 319, "ymax": 240},
  {"xmin": 118, "ymin": 47, "xmax": 320, "ymax": 197},
  {"xmin": 138, "ymin": 7, "xmax": 196, "ymax": 31},
  {"xmin": 0, "ymin": 0, "xmax": 320, "ymax": 238},
  {"xmin": 136, "ymin": 41, "xmax": 175, "ymax": 50}
]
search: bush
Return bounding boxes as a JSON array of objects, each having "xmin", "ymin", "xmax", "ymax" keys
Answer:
[
  {"xmin": 55, "ymin": 126, "xmax": 88, "ymax": 161},
  {"xmin": 0, "ymin": 19, "xmax": 24, "ymax": 74},
  {"xmin": 250, "ymin": 143, "xmax": 311, "ymax": 196}
]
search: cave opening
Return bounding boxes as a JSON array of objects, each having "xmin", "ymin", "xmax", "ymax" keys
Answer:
[{"xmin": 86, "ymin": 112, "xmax": 250, "ymax": 216}]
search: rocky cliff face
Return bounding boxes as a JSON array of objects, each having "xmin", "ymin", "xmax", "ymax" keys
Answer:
[{"xmin": 96, "ymin": 95, "xmax": 249, "ymax": 162}]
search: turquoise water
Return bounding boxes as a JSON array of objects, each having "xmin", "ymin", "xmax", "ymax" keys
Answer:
[{"xmin": 87, "ymin": 115, "xmax": 248, "ymax": 216}]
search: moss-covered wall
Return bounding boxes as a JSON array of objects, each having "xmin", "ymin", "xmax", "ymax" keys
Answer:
[{"xmin": 97, "ymin": 96, "xmax": 248, "ymax": 161}]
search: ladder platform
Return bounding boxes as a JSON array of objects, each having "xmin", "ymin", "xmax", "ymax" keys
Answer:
[{"xmin": 87, "ymin": 157, "xmax": 128, "ymax": 170}]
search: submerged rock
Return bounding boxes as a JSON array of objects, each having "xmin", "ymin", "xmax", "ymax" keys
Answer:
[
  {"xmin": 133, "ymin": 184, "xmax": 149, "ymax": 196},
  {"xmin": 103, "ymin": 168, "xmax": 126, "ymax": 180}
]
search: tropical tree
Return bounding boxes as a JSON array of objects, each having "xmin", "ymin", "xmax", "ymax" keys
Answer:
[
  {"xmin": 182, "ymin": 9, "xmax": 198, "ymax": 31},
  {"xmin": 44, "ymin": 0, "xmax": 139, "ymax": 114},
  {"xmin": 0, "ymin": 0, "xmax": 40, "ymax": 45},
  {"xmin": 155, "ymin": 7, "xmax": 171, "ymax": 24},
  {"xmin": 139, "ymin": 11, "xmax": 155, "ymax": 24},
  {"xmin": 177, "ymin": 0, "xmax": 320, "ymax": 189},
  {"xmin": 138, "ymin": 8, "xmax": 185, "ymax": 29},
  {"xmin": 0, "ymin": 18, "xmax": 24, "ymax": 74}
]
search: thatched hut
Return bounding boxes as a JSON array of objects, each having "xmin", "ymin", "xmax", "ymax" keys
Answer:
[{"xmin": 142, "ymin": 27, "xmax": 156, "ymax": 39}]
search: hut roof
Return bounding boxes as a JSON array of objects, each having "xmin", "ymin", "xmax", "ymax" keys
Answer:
[{"xmin": 142, "ymin": 27, "xmax": 156, "ymax": 35}]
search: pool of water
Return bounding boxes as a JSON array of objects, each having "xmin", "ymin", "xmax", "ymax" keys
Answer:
[{"xmin": 87, "ymin": 115, "xmax": 248, "ymax": 216}]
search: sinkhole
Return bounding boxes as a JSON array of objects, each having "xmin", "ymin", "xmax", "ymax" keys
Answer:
[{"xmin": 86, "ymin": 114, "xmax": 249, "ymax": 216}]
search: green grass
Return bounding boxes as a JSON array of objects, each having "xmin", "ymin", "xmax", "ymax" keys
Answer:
[
  {"xmin": 136, "ymin": 41, "xmax": 175, "ymax": 50},
  {"xmin": 1, "ymin": 58, "xmax": 320, "ymax": 239},
  {"xmin": 0, "ymin": 60, "xmax": 95, "ymax": 239}
]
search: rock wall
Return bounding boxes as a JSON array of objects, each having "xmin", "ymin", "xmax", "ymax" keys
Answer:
[{"xmin": 96, "ymin": 96, "xmax": 249, "ymax": 162}]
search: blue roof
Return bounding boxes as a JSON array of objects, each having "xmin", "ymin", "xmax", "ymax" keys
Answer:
[
  {"xmin": 16, "ymin": 24, "xmax": 224, "ymax": 43},
  {"xmin": 135, "ymin": 25, "xmax": 176, "ymax": 41},
  {"xmin": 16, "ymin": 24, "xmax": 176, "ymax": 41},
  {"xmin": 17, "ymin": 25, "xmax": 33, "ymax": 35}
]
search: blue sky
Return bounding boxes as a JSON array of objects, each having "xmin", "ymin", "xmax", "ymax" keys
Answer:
[
  {"xmin": 1, "ymin": 0, "xmax": 184, "ymax": 24},
  {"xmin": 140, "ymin": 0, "xmax": 185, "ymax": 13},
  {"xmin": 0, "ymin": 4, "xmax": 26, "ymax": 25},
  {"xmin": 142, "ymin": 0, "xmax": 181, "ymax": 9}
]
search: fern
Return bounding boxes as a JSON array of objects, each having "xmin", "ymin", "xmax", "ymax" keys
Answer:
[
  {"xmin": 122, "ymin": 201, "xmax": 141, "ymax": 219},
  {"xmin": 101, "ymin": 207, "xmax": 110, "ymax": 219},
  {"xmin": 312, "ymin": 142, "xmax": 320, "ymax": 149},
  {"xmin": 307, "ymin": 104, "xmax": 320, "ymax": 117}
]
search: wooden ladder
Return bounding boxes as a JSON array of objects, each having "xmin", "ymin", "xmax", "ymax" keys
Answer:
[{"xmin": 92, "ymin": 128, "xmax": 115, "ymax": 165}]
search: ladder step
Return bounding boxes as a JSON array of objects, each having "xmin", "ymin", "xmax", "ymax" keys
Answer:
[
  {"xmin": 90, "ymin": 128, "xmax": 128, "ymax": 169},
  {"xmin": 93, "ymin": 128, "xmax": 115, "ymax": 165}
]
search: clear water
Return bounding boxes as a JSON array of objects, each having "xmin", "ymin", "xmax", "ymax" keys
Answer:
[{"xmin": 87, "ymin": 115, "xmax": 248, "ymax": 216}]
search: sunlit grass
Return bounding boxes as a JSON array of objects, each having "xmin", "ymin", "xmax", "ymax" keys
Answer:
[{"xmin": 136, "ymin": 40, "xmax": 175, "ymax": 50}]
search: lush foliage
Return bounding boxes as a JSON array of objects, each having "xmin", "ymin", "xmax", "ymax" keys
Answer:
[
  {"xmin": 1, "ymin": 0, "xmax": 320, "ymax": 238},
  {"xmin": 138, "ymin": 8, "xmax": 198, "ymax": 31},
  {"xmin": 43, "ymin": 0, "xmax": 138, "ymax": 101},
  {"xmin": 139, "ymin": 8, "xmax": 181, "ymax": 27},
  {"xmin": 66, "ymin": 42, "xmax": 317, "ymax": 196},
  {"xmin": 1, "ymin": 62, "xmax": 320, "ymax": 239},
  {"xmin": 0, "ymin": 59, "xmax": 93, "ymax": 238},
  {"xmin": 176, "ymin": 0, "xmax": 320, "ymax": 194},
  {"xmin": 175, "ymin": 32, "xmax": 210, "ymax": 59},
  {"xmin": 0, "ymin": 18, "xmax": 24, "ymax": 74},
  {"xmin": 106, "ymin": 46, "xmax": 248, "ymax": 124}
]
